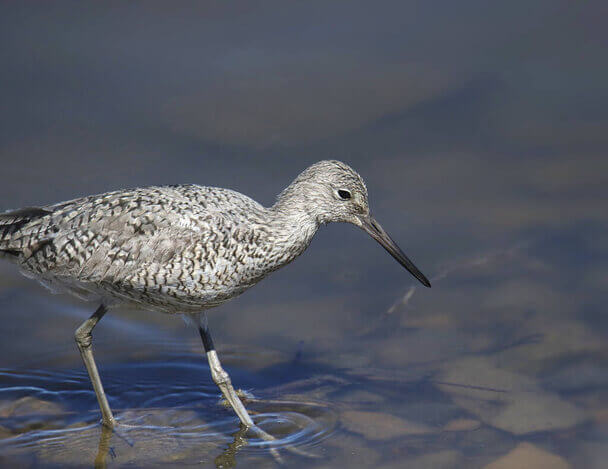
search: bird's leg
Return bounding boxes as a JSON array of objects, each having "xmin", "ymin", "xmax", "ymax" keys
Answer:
[
  {"xmin": 198, "ymin": 323, "xmax": 254, "ymax": 427},
  {"xmin": 75, "ymin": 304, "xmax": 116, "ymax": 428},
  {"xmin": 198, "ymin": 321, "xmax": 285, "ymax": 462},
  {"xmin": 197, "ymin": 318, "xmax": 322, "ymax": 462}
]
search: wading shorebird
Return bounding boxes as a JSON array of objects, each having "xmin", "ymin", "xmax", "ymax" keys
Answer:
[{"xmin": 0, "ymin": 160, "xmax": 430, "ymax": 439}]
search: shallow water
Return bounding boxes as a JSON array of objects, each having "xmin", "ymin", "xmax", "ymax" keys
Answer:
[
  {"xmin": 1, "ymin": 237, "xmax": 606, "ymax": 467},
  {"xmin": 0, "ymin": 356, "xmax": 338, "ymax": 467},
  {"xmin": 1, "ymin": 1, "xmax": 608, "ymax": 468}
]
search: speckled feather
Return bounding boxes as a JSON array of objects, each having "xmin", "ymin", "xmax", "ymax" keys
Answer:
[{"xmin": 0, "ymin": 161, "xmax": 370, "ymax": 313}]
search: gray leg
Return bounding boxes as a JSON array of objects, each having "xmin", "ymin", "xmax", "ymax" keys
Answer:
[
  {"xmin": 198, "ymin": 321, "xmax": 284, "ymax": 462},
  {"xmin": 75, "ymin": 304, "xmax": 116, "ymax": 428},
  {"xmin": 198, "ymin": 323, "xmax": 254, "ymax": 427},
  {"xmin": 198, "ymin": 318, "xmax": 322, "ymax": 462}
]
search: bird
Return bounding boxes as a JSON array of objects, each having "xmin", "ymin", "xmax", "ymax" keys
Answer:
[{"xmin": 0, "ymin": 160, "xmax": 430, "ymax": 439}]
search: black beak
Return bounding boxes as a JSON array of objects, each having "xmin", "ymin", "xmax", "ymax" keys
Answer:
[{"xmin": 359, "ymin": 215, "xmax": 431, "ymax": 288}]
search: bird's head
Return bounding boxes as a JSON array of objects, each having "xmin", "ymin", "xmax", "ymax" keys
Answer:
[{"xmin": 277, "ymin": 160, "xmax": 431, "ymax": 288}]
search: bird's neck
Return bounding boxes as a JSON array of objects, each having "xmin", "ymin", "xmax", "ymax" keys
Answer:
[
  {"xmin": 267, "ymin": 193, "xmax": 320, "ymax": 267},
  {"xmin": 271, "ymin": 176, "xmax": 325, "ymax": 224}
]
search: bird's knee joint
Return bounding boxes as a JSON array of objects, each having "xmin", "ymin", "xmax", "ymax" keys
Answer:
[
  {"xmin": 74, "ymin": 327, "xmax": 92, "ymax": 348},
  {"xmin": 101, "ymin": 416, "xmax": 116, "ymax": 429},
  {"xmin": 211, "ymin": 368, "xmax": 231, "ymax": 386}
]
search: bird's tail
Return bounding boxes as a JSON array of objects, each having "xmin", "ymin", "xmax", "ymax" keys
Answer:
[{"xmin": 0, "ymin": 207, "xmax": 52, "ymax": 258}]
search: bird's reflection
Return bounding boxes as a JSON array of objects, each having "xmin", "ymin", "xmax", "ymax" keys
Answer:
[
  {"xmin": 93, "ymin": 423, "xmax": 251, "ymax": 469},
  {"xmin": 214, "ymin": 425, "xmax": 250, "ymax": 468},
  {"xmin": 94, "ymin": 425, "xmax": 114, "ymax": 469}
]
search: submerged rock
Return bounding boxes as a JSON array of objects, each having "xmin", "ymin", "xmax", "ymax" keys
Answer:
[
  {"xmin": 0, "ymin": 396, "xmax": 67, "ymax": 433},
  {"xmin": 320, "ymin": 433, "xmax": 381, "ymax": 469},
  {"xmin": 496, "ymin": 318, "xmax": 604, "ymax": 376},
  {"xmin": 385, "ymin": 449, "xmax": 464, "ymax": 469},
  {"xmin": 0, "ymin": 396, "xmax": 65, "ymax": 418},
  {"xmin": 442, "ymin": 418, "xmax": 481, "ymax": 432},
  {"xmin": 483, "ymin": 442, "xmax": 571, "ymax": 469},
  {"xmin": 437, "ymin": 357, "xmax": 587, "ymax": 435},
  {"xmin": 340, "ymin": 410, "xmax": 434, "ymax": 441},
  {"xmin": 338, "ymin": 390, "xmax": 385, "ymax": 405}
]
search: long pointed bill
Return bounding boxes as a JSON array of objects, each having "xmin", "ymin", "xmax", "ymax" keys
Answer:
[{"xmin": 359, "ymin": 215, "xmax": 431, "ymax": 288}]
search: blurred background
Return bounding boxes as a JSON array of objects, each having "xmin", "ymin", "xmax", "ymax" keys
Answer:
[{"xmin": 1, "ymin": 1, "xmax": 607, "ymax": 468}]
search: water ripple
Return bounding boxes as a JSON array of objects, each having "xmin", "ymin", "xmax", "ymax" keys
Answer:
[{"xmin": 0, "ymin": 355, "xmax": 338, "ymax": 466}]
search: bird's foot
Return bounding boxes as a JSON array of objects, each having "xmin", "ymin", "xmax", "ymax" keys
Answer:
[
  {"xmin": 236, "ymin": 388, "xmax": 255, "ymax": 400},
  {"xmin": 108, "ymin": 422, "xmax": 136, "ymax": 447},
  {"xmin": 247, "ymin": 422, "xmax": 321, "ymax": 461},
  {"xmin": 246, "ymin": 423, "xmax": 284, "ymax": 464}
]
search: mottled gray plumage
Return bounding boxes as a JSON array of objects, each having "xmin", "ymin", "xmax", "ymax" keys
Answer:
[
  {"xmin": 0, "ymin": 160, "xmax": 430, "ymax": 440},
  {"xmin": 1, "ymin": 160, "xmax": 426, "ymax": 314}
]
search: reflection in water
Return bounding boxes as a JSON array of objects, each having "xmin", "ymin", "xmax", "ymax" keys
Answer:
[
  {"xmin": 213, "ymin": 425, "xmax": 248, "ymax": 469},
  {"xmin": 92, "ymin": 413, "xmax": 325, "ymax": 469},
  {"xmin": 94, "ymin": 426, "xmax": 112, "ymax": 469},
  {"xmin": 0, "ymin": 356, "xmax": 337, "ymax": 467}
]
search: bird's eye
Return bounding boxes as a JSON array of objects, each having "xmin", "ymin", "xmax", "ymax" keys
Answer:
[{"xmin": 337, "ymin": 189, "xmax": 351, "ymax": 200}]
